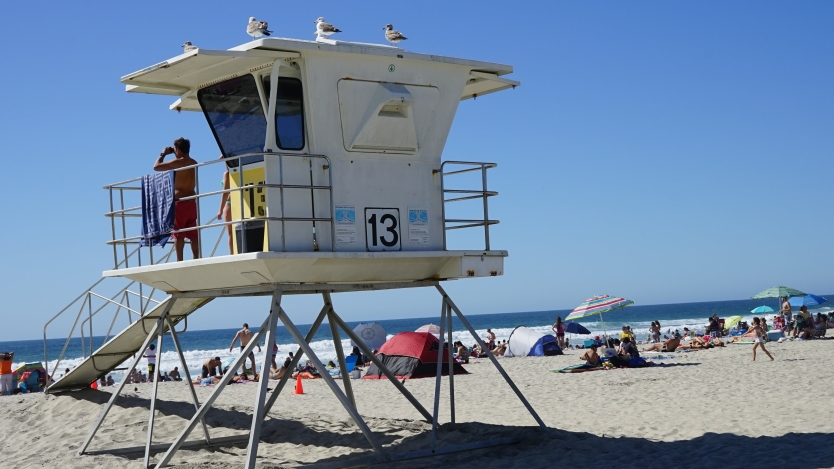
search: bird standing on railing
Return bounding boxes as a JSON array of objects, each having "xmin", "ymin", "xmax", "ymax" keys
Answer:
[
  {"xmin": 247, "ymin": 17, "xmax": 272, "ymax": 38},
  {"xmin": 384, "ymin": 24, "xmax": 407, "ymax": 46},
  {"xmin": 314, "ymin": 17, "xmax": 342, "ymax": 41}
]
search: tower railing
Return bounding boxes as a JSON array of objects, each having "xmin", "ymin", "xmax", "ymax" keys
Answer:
[
  {"xmin": 439, "ymin": 161, "xmax": 499, "ymax": 250},
  {"xmin": 103, "ymin": 152, "xmax": 333, "ymax": 270}
]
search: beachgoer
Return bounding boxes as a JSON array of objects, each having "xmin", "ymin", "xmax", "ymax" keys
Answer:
[
  {"xmin": 230, "ymin": 323, "xmax": 261, "ymax": 373},
  {"xmin": 143, "ymin": 344, "xmax": 157, "ymax": 382},
  {"xmin": 781, "ymin": 297, "xmax": 792, "ymax": 323},
  {"xmin": 106, "ymin": 375, "xmax": 115, "ymax": 386},
  {"xmin": 202, "ymin": 357, "xmax": 222, "ymax": 379},
  {"xmin": 747, "ymin": 317, "xmax": 773, "ymax": 361},
  {"xmin": 0, "ymin": 352, "xmax": 14, "ymax": 396},
  {"xmin": 169, "ymin": 367, "xmax": 181, "ymax": 381},
  {"xmin": 643, "ymin": 337, "xmax": 680, "ymax": 353},
  {"xmin": 216, "ymin": 158, "xmax": 234, "ymax": 254},
  {"xmin": 708, "ymin": 315, "xmax": 721, "ymax": 337},
  {"xmin": 552, "ymin": 317, "xmax": 566, "ymax": 349},
  {"xmin": 99, "ymin": 376, "xmax": 107, "ymax": 387},
  {"xmin": 580, "ymin": 344, "xmax": 601, "ymax": 366},
  {"xmin": 619, "ymin": 326, "xmax": 634, "ymax": 343},
  {"xmin": 651, "ymin": 321, "xmax": 661, "ymax": 343},
  {"xmin": 619, "ymin": 337, "xmax": 640, "ymax": 359},
  {"xmin": 486, "ymin": 329, "xmax": 496, "ymax": 349},
  {"xmin": 270, "ymin": 343, "xmax": 279, "ymax": 370},
  {"xmin": 794, "ymin": 306, "xmax": 813, "ymax": 339},
  {"xmin": 154, "ymin": 137, "xmax": 199, "ymax": 261}
]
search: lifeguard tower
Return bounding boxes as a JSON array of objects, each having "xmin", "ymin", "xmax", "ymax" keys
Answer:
[{"xmin": 44, "ymin": 33, "xmax": 544, "ymax": 467}]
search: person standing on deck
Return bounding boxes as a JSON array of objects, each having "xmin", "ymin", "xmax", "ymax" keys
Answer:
[
  {"xmin": 230, "ymin": 323, "xmax": 261, "ymax": 374},
  {"xmin": 154, "ymin": 137, "xmax": 199, "ymax": 261}
]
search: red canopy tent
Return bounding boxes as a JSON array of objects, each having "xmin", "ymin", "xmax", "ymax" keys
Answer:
[{"xmin": 363, "ymin": 332, "xmax": 468, "ymax": 380}]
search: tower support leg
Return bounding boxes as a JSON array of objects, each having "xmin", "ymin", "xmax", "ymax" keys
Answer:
[
  {"xmin": 446, "ymin": 300, "xmax": 455, "ymax": 424},
  {"xmin": 154, "ymin": 313, "xmax": 272, "ymax": 468},
  {"xmin": 164, "ymin": 315, "xmax": 211, "ymax": 444},
  {"xmin": 325, "ymin": 293, "xmax": 354, "ymax": 408},
  {"xmin": 77, "ymin": 297, "xmax": 176, "ymax": 456},
  {"xmin": 277, "ymin": 307, "xmax": 385, "ymax": 455},
  {"xmin": 262, "ymin": 304, "xmax": 330, "ymax": 417},
  {"xmin": 144, "ymin": 313, "xmax": 167, "ymax": 467},
  {"xmin": 326, "ymin": 309, "xmax": 433, "ymax": 422},
  {"xmin": 436, "ymin": 285, "xmax": 546, "ymax": 428},
  {"xmin": 244, "ymin": 288, "xmax": 281, "ymax": 468},
  {"xmin": 430, "ymin": 299, "xmax": 448, "ymax": 449}
]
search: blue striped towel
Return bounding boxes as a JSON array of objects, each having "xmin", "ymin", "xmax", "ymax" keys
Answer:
[{"xmin": 140, "ymin": 172, "xmax": 175, "ymax": 247}]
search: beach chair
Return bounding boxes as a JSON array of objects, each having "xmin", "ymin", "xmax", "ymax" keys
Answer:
[
  {"xmin": 810, "ymin": 326, "xmax": 826, "ymax": 339},
  {"xmin": 583, "ymin": 339, "xmax": 595, "ymax": 348},
  {"xmin": 344, "ymin": 355, "xmax": 359, "ymax": 372}
]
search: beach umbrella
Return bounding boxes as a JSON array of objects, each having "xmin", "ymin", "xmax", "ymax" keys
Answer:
[
  {"xmin": 723, "ymin": 315, "xmax": 743, "ymax": 332},
  {"xmin": 564, "ymin": 322, "xmax": 591, "ymax": 335},
  {"xmin": 789, "ymin": 294, "xmax": 827, "ymax": 308},
  {"xmin": 566, "ymin": 295, "xmax": 634, "ymax": 337},
  {"xmin": 350, "ymin": 322, "xmax": 387, "ymax": 351},
  {"xmin": 415, "ymin": 323, "xmax": 441, "ymax": 334},
  {"xmin": 751, "ymin": 286, "xmax": 806, "ymax": 299},
  {"xmin": 751, "ymin": 306, "xmax": 775, "ymax": 314}
]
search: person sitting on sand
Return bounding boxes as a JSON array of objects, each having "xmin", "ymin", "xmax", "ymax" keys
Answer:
[
  {"xmin": 794, "ymin": 306, "xmax": 813, "ymax": 339},
  {"xmin": 169, "ymin": 367, "xmax": 181, "ymax": 381},
  {"xmin": 643, "ymin": 337, "xmax": 680, "ymax": 353},
  {"xmin": 491, "ymin": 341, "xmax": 508, "ymax": 356},
  {"xmin": 292, "ymin": 362, "xmax": 321, "ymax": 379},
  {"xmin": 580, "ymin": 344, "xmax": 601, "ymax": 366}
]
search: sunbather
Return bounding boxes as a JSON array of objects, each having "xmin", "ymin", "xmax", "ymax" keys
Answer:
[{"xmin": 643, "ymin": 337, "xmax": 680, "ymax": 352}]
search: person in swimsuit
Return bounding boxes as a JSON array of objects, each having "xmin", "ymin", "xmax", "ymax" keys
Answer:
[
  {"xmin": 643, "ymin": 337, "xmax": 680, "ymax": 352},
  {"xmin": 202, "ymin": 357, "xmax": 222, "ymax": 379},
  {"xmin": 230, "ymin": 323, "xmax": 261, "ymax": 373},
  {"xmin": 154, "ymin": 137, "xmax": 199, "ymax": 261},
  {"xmin": 747, "ymin": 317, "xmax": 773, "ymax": 361},
  {"xmin": 551, "ymin": 316, "xmax": 566, "ymax": 349},
  {"xmin": 216, "ymin": 157, "xmax": 234, "ymax": 255},
  {"xmin": 580, "ymin": 344, "xmax": 601, "ymax": 366}
]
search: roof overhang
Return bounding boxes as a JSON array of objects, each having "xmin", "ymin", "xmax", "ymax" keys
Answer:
[
  {"xmin": 461, "ymin": 71, "xmax": 520, "ymax": 100},
  {"xmin": 121, "ymin": 48, "xmax": 300, "ymax": 111}
]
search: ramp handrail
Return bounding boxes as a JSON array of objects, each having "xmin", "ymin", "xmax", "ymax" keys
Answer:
[
  {"xmin": 104, "ymin": 151, "xmax": 333, "ymax": 270},
  {"xmin": 439, "ymin": 161, "xmax": 499, "ymax": 250},
  {"xmin": 42, "ymin": 225, "xmax": 222, "ymax": 391}
]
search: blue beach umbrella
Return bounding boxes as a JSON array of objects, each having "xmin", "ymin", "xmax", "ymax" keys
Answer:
[
  {"xmin": 789, "ymin": 294, "xmax": 827, "ymax": 308},
  {"xmin": 751, "ymin": 305, "xmax": 775, "ymax": 314},
  {"xmin": 564, "ymin": 322, "xmax": 591, "ymax": 335}
]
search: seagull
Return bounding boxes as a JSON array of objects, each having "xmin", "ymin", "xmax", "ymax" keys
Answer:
[
  {"xmin": 247, "ymin": 17, "xmax": 272, "ymax": 38},
  {"xmin": 383, "ymin": 24, "xmax": 407, "ymax": 46},
  {"xmin": 314, "ymin": 17, "xmax": 342, "ymax": 39},
  {"xmin": 182, "ymin": 41, "xmax": 197, "ymax": 53}
]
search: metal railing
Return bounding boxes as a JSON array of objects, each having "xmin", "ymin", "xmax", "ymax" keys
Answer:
[
  {"xmin": 439, "ymin": 161, "xmax": 499, "ymax": 250},
  {"xmin": 104, "ymin": 152, "xmax": 333, "ymax": 270},
  {"xmin": 42, "ymin": 244, "xmax": 178, "ymax": 389}
]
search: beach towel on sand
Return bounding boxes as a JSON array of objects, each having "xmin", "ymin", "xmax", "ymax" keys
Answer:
[
  {"xmin": 140, "ymin": 171, "xmax": 175, "ymax": 247},
  {"xmin": 550, "ymin": 364, "xmax": 603, "ymax": 373}
]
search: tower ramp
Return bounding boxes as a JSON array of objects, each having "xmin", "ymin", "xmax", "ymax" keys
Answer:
[{"xmin": 48, "ymin": 296, "xmax": 212, "ymax": 393}]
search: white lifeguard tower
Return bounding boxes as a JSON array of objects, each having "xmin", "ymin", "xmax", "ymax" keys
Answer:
[{"xmin": 44, "ymin": 34, "xmax": 544, "ymax": 467}]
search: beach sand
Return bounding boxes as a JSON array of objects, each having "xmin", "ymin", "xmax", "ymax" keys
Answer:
[{"xmin": 2, "ymin": 339, "xmax": 833, "ymax": 468}]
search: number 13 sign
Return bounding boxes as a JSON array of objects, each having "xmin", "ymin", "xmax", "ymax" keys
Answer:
[{"xmin": 365, "ymin": 208, "xmax": 401, "ymax": 251}]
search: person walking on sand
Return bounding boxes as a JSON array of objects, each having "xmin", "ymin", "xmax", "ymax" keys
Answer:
[
  {"xmin": 551, "ymin": 316, "xmax": 566, "ymax": 349},
  {"xmin": 747, "ymin": 317, "xmax": 773, "ymax": 361},
  {"xmin": 230, "ymin": 323, "xmax": 261, "ymax": 373}
]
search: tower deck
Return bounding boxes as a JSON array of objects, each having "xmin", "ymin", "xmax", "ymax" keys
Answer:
[{"xmin": 104, "ymin": 250, "xmax": 506, "ymax": 292}]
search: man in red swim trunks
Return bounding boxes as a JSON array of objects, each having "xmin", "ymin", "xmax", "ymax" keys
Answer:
[{"xmin": 154, "ymin": 137, "xmax": 200, "ymax": 261}]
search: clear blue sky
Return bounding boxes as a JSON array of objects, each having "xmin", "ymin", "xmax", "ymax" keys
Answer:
[{"xmin": 1, "ymin": 2, "xmax": 832, "ymax": 341}]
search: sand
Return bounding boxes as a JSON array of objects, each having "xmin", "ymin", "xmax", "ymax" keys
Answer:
[{"xmin": 2, "ymin": 339, "xmax": 833, "ymax": 469}]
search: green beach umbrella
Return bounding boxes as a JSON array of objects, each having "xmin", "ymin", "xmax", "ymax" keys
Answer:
[{"xmin": 751, "ymin": 286, "xmax": 806, "ymax": 299}]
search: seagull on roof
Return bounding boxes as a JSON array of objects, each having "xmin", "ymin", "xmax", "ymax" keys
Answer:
[
  {"xmin": 383, "ymin": 24, "xmax": 407, "ymax": 46},
  {"xmin": 247, "ymin": 17, "xmax": 272, "ymax": 38},
  {"xmin": 314, "ymin": 17, "xmax": 341, "ymax": 39},
  {"xmin": 182, "ymin": 42, "xmax": 197, "ymax": 53}
]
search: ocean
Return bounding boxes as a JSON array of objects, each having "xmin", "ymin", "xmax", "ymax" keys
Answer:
[{"xmin": 4, "ymin": 296, "xmax": 830, "ymax": 384}]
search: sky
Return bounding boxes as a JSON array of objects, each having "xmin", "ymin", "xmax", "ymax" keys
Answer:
[{"xmin": 0, "ymin": 1, "xmax": 832, "ymax": 341}]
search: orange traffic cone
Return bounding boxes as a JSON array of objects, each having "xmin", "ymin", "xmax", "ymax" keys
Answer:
[{"xmin": 294, "ymin": 375, "xmax": 304, "ymax": 395}]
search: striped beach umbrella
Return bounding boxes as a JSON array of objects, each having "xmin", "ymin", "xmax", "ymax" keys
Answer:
[{"xmin": 566, "ymin": 295, "xmax": 634, "ymax": 337}]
